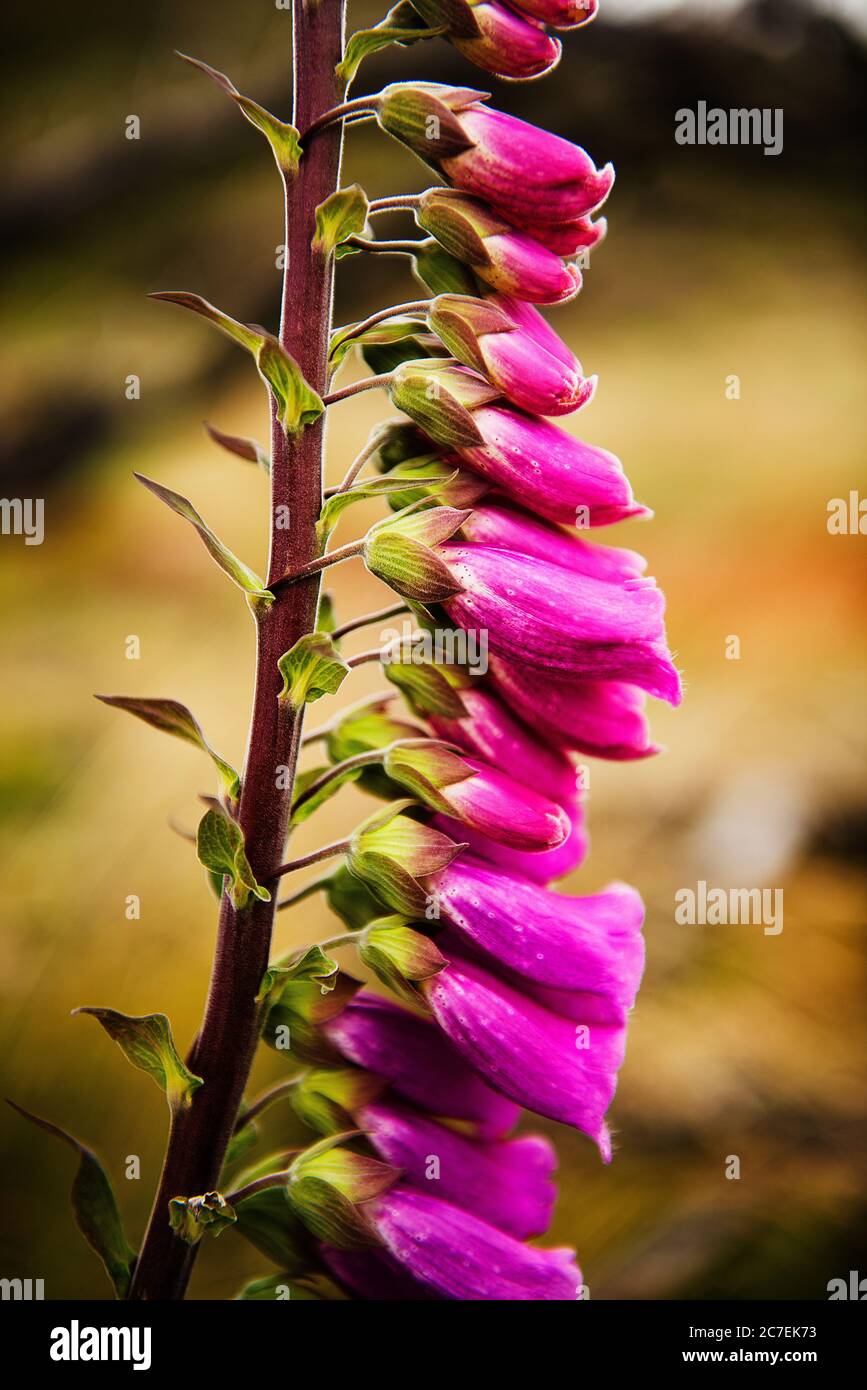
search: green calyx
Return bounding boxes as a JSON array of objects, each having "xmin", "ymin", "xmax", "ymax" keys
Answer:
[
  {"xmin": 347, "ymin": 802, "xmax": 465, "ymax": 915},
  {"xmin": 428, "ymin": 293, "xmax": 515, "ymax": 374},
  {"xmin": 387, "ymin": 358, "xmax": 499, "ymax": 448},
  {"xmin": 375, "ymin": 81, "xmax": 487, "ymax": 161}
]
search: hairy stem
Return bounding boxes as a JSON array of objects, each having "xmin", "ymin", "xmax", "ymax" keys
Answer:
[
  {"xmin": 323, "ymin": 372, "xmax": 393, "ymax": 406},
  {"xmin": 128, "ymin": 0, "xmax": 348, "ymax": 1301}
]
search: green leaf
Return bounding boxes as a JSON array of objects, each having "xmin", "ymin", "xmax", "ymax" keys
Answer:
[
  {"xmin": 205, "ymin": 421, "xmax": 270, "ymax": 474},
  {"xmin": 94, "ymin": 695, "xmax": 240, "ymax": 798},
  {"xmin": 169, "ymin": 1191, "xmax": 237, "ymax": 1245},
  {"xmin": 337, "ymin": 2, "xmax": 440, "ymax": 85},
  {"xmin": 73, "ymin": 1008, "xmax": 203, "ymax": 1114},
  {"xmin": 259, "ymin": 944, "xmax": 340, "ymax": 1004},
  {"xmin": 178, "ymin": 53, "xmax": 301, "ymax": 175},
  {"xmin": 197, "ymin": 805, "xmax": 271, "ymax": 911},
  {"xmin": 317, "ymin": 471, "xmax": 455, "ymax": 546},
  {"xmin": 314, "ymin": 185, "xmax": 369, "ymax": 256},
  {"xmin": 329, "ymin": 314, "xmax": 430, "ymax": 372},
  {"xmin": 277, "ymin": 633, "xmax": 350, "ymax": 710},
  {"xmin": 323, "ymin": 863, "xmax": 384, "ymax": 930},
  {"xmin": 261, "ymin": 967, "xmax": 361, "ymax": 1066},
  {"xmin": 135, "ymin": 472, "xmax": 272, "ymax": 604},
  {"xmin": 8, "ymin": 1103, "xmax": 136, "ymax": 1299},
  {"xmin": 149, "ymin": 292, "xmax": 323, "ymax": 436}
]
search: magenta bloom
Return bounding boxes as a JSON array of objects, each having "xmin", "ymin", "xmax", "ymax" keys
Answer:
[
  {"xmin": 321, "ymin": 1246, "xmax": 438, "ymax": 1301},
  {"xmin": 510, "ymin": 213, "xmax": 608, "ymax": 257},
  {"xmin": 427, "ymin": 683, "xmax": 580, "ymax": 807},
  {"xmin": 429, "ymin": 293, "xmax": 593, "ymax": 416},
  {"xmin": 423, "ymin": 954, "xmax": 627, "ymax": 1156},
  {"xmin": 441, "ymin": 543, "xmax": 682, "ymax": 703},
  {"xmin": 431, "ymin": 807, "xmax": 587, "ymax": 884},
  {"xmin": 364, "ymin": 1185, "xmax": 581, "ymax": 1300},
  {"xmin": 515, "ymin": 0, "xmax": 599, "ymax": 28},
  {"xmin": 322, "ymin": 993, "xmax": 519, "ymax": 1138},
  {"xmin": 458, "ymin": 499, "xmax": 647, "ymax": 580},
  {"xmin": 435, "ymin": 754, "xmax": 570, "ymax": 851},
  {"xmin": 440, "ymin": 105, "xmax": 614, "ymax": 226},
  {"xmin": 358, "ymin": 1100, "xmax": 557, "ymax": 1239},
  {"xmin": 489, "ymin": 655, "xmax": 660, "ymax": 760},
  {"xmin": 453, "ymin": 405, "xmax": 649, "ymax": 525},
  {"xmin": 430, "ymin": 857, "xmax": 645, "ymax": 1000},
  {"xmin": 417, "ymin": 191, "xmax": 582, "ymax": 304},
  {"xmin": 451, "ymin": 2, "xmax": 562, "ymax": 79}
]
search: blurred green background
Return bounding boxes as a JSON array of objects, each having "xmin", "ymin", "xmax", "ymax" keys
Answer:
[{"xmin": 1, "ymin": 0, "xmax": 865, "ymax": 1299}]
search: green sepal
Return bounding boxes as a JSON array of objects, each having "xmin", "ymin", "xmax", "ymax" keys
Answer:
[
  {"xmin": 323, "ymin": 863, "xmax": 384, "ymax": 930},
  {"xmin": 358, "ymin": 915, "xmax": 446, "ymax": 1005},
  {"xmin": 428, "ymin": 293, "xmax": 514, "ymax": 373},
  {"xmin": 325, "ymin": 697, "xmax": 423, "ymax": 763},
  {"xmin": 314, "ymin": 185, "xmax": 369, "ymax": 256},
  {"xmin": 205, "ymin": 421, "xmax": 270, "ymax": 474},
  {"xmin": 410, "ymin": 0, "xmax": 482, "ymax": 39},
  {"xmin": 292, "ymin": 1068, "xmax": 386, "ymax": 1136},
  {"xmin": 317, "ymin": 470, "xmax": 454, "ymax": 544},
  {"xmin": 135, "ymin": 472, "xmax": 272, "ymax": 605},
  {"xmin": 364, "ymin": 504, "xmax": 467, "ymax": 604},
  {"xmin": 385, "ymin": 660, "xmax": 469, "ymax": 719},
  {"xmin": 178, "ymin": 53, "xmax": 301, "ymax": 176},
  {"xmin": 197, "ymin": 805, "xmax": 271, "ymax": 911},
  {"xmin": 287, "ymin": 1176, "xmax": 378, "ymax": 1250},
  {"xmin": 384, "ymin": 455, "xmax": 490, "ymax": 512},
  {"xmin": 169, "ymin": 1191, "xmax": 237, "ymax": 1246},
  {"xmin": 72, "ymin": 1008, "xmax": 203, "ymax": 1114},
  {"xmin": 234, "ymin": 1187, "xmax": 310, "ymax": 1271},
  {"xmin": 387, "ymin": 357, "xmax": 499, "ymax": 449},
  {"xmin": 375, "ymin": 82, "xmax": 487, "ymax": 161},
  {"xmin": 329, "ymin": 315, "xmax": 432, "ymax": 372},
  {"xmin": 413, "ymin": 240, "xmax": 481, "ymax": 296},
  {"xmin": 337, "ymin": 2, "xmax": 440, "ymax": 85},
  {"xmin": 148, "ymin": 292, "xmax": 322, "ymax": 436},
  {"xmin": 94, "ymin": 695, "xmax": 240, "ymax": 799},
  {"xmin": 290, "ymin": 1133, "xmax": 398, "ymax": 1204},
  {"xmin": 278, "ymin": 633, "xmax": 350, "ymax": 710},
  {"xmin": 347, "ymin": 803, "xmax": 465, "ymax": 914},
  {"xmin": 382, "ymin": 739, "xmax": 474, "ymax": 815},
  {"xmin": 8, "ymin": 1103, "xmax": 136, "ymax": 1299}
]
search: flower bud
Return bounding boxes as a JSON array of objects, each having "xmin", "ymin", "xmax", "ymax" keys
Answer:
[
  {"xmin": 412, "ymin": 0, "xmax": 562, "ymax": 80},
  {"xmin": 429, "ymin": 293, "xmax": 594, "ymax": 415},
  {"xmin": 364, "ymin": 503, "xmax": 470, "ymax": 603},
  {"xmin": 416, "ymin": 190, "xmax": 581, "ymax": 303}
]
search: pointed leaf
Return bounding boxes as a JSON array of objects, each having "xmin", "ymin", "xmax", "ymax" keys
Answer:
[
  {"xmin": 197, "ymin": 805, "xmax": 271, "ymax": 910},
  {"xmin": 338, "ymin": 2, "xmax": 440, "ymax": 85},
  {"xmin": 290, "ymin": 763, "xmax": 364, "ymax": 826},
  {"xmin": 317, "ymin": 471, "xmax": 455, "ymax": 544},
  {"xmin": 329, "ymin": 314, "xmax": 431, "ymax": 371},
  {"xmin": 135, "ymin": 472, "xmax": 272, "ymax": 602},
  {"xmin": 94, "ymin": 695, "xmax": 239, "ymax": 798},
  {"xmin": 179, "ymin": 53, "xmax": 301, "ymax": 175},
  {"xmin": 278, "ymin": 633, "xmax": 350, "ymax": 710},
  {"xmin": 73, "ymin": 1008, "xmax": 203, "ymax": 1114},
  {"xmin": 149, "ymin": 293, "xmax": 323, "ymax": 436},
  {"xmin": 205, "ymin": 422, "xmax": 270, "ymax": 474},
  {"xmin": 8, "ymin": 1102, "xmax": 136, "ymax": 1299}
]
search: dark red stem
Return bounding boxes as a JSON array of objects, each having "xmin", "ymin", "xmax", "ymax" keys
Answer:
[{"xmin": 127, "ymin": 0, "xmax": 347, "ymax": 1300}]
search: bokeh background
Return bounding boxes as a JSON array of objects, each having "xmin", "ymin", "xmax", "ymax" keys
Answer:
[{"xmin": 1, "ymin": 0, "xmax": 865, "ymax": 1300}]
